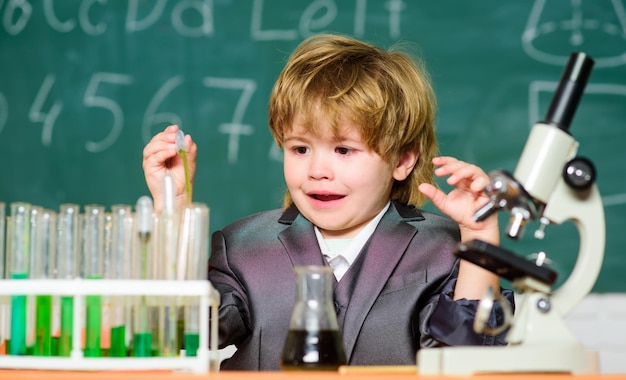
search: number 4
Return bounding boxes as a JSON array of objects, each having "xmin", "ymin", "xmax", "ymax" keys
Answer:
[{"xmin": 29, "ymin": 74, "xmax": 63, "ymax": 146}]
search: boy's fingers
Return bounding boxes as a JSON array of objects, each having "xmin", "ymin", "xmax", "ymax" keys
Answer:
[{"xmin": 418, "ymin": 183, "xmax": 446, "ymax": 210}]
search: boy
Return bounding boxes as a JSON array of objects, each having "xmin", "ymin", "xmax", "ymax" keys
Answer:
[{"xmin": 142, "ymin": 34, "xmax": 513, "ymax": 370}]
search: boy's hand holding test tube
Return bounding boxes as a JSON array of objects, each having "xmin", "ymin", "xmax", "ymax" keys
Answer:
[{"xmin": 142, "ymin": 125, "xmax": 197, "ymax": 212}]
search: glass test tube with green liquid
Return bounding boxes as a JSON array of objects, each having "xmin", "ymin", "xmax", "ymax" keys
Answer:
[
  {"xmin": 147, "ymin": 215, "xmax": 161, "ymax": 358},
  {"xmin": 82, "ymin": 205, "xmax": 105, "ymax": 357},
  {"xmin": 25, "ymin": 206, "xmax": 42, "ymax": 355},
  {"xmin": 133, "ymin": 196, "xmax": 153, "ymax": 357},
  {"xmin": 108, "ymin": 205, "xmax": 134, "ymax": 357},
  {"xmin": 8, "ymin": 202, "xmax": 31, "ymax": 356},
  {"xmin": 32, "ymin": 209, "xmax": 56, "ymax": 356},
  {"xmin": 56, "ymin": 204, "xmax": 80, "ymax": 357},
  {"xmin": 0, "ymin": 202, "xmax": 6, "ymax": 355},
  {"xmin": 178, "ymin": 203, "xmax": 209, "ymax": 357}
]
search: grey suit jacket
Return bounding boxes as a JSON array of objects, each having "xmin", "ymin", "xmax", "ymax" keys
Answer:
[{"xmin": 209, "ymin": 201, "xmax": 508, "ymax": 370}]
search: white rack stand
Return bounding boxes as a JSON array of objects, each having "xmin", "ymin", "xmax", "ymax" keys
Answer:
[{"xmin": 0, "ymin": 279, "xmax": 220, "ymax": 373}]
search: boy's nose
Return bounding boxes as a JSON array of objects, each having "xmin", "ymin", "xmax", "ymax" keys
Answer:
[{"xmin": 308, "ymin": 153, "xmax": 333, "ymax": 180}]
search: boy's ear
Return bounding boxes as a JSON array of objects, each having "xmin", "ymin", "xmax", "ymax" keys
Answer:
[{"xmin": 393, "ymin": 151, "xmax": 418, "ymax": 181}]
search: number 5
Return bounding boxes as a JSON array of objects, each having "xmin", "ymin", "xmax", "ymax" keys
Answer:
[{"xmin": 83, "ymin": 72, "xmax": 133, "ymax": 152}]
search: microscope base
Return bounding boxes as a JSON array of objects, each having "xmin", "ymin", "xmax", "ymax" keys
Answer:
[{"xmin": 417, "ymin": 344, "xmax": 598, "ymax": 375}]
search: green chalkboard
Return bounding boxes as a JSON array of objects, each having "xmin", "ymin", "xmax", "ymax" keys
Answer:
[{"xmin": 1, "ymin": 1, "xmax": 625, "ymax": 291}]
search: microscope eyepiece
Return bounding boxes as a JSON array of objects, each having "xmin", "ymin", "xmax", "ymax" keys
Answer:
[{"xmin": 543, "ymin": 52, "xmax": 594, "ymax": 132}]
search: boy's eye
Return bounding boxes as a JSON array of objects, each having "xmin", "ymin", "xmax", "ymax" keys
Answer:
[
  {"xmin": 294, "ymin": 146, "xmax": 308, "ymax": 154},
  {"xmin": 336, "ymin": 147, "xmax": 351, "ymax": 155}
]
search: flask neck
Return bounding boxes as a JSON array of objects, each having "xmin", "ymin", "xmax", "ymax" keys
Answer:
[{"xmin": 295, "ymin": 266, "xmax": 334, "ymax": 303}]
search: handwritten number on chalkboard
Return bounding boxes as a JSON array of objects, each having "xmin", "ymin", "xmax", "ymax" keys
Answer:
[
  {"xmin": 83, "ymin": 72, "xmax": 133, "ymax": 153},
  {"xmin": 203, "ymin": 77, "xmax": 257, "ymax": 164},
  {"xmin": 141, "ymin": 75, "xmax": 184, "ymax": 143},
  {"xmin": 29, "ymin": 74, "xmax": 63, "ymax": 147}
]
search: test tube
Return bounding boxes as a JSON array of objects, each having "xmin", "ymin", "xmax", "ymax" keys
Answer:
[
  {"xmin": 149, "ymin": 214, "xmax": 162, "ymax": 357},
  {"xmin": 56, "ymin": 204, "xmax": 80, "ymax": 356},
  {"xmin": 32, "ymin": 209, "xmax": 56, "ymax": 356},
  {"xmin": 0, "ymin": 202, "xmax": 6, "ymax": 355},
  {"xmin": 159, "ymin": 174, "xmax": 180, "ymax": 356},
  {"xmin": 176, "ymin": 129, "xmax": 193, "ymax": 204},
  {"xmin": 8, "ymin": 202, "xmax": 31, "ymax": 355},
  {"xmin": 82, "ymin": 204, "xmax": 105, "ymax": 357},
  {"xmin": 133, "ymin": 196, "xmax": 153, "ymax": 357},
  {"xmin": 0, "ymin": 201, "xmax": 4, "ymax": 277},
  {"xmin": 108, "ymin": 205, "xmax": 134, "ymax": 357},
  {"xmin": 2, "ymin": 214, "xmax": 11, "ymax": 356},
  {"xmin": 25, "ymin": 206, "xmax": 43, "ymax": 355},
  {"xmin": 177, "ymin": 203, "xmax": 209, "ymax": 357},
  {"xmin": 100, "ymin": 212, "xmax": 113, "ymax": 356}
]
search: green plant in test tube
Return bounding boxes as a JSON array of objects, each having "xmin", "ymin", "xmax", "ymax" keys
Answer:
[
  {"xmin": 8, "ymin": 202, "xmax": 31, "ymax": 356},
  {"xmin": 82, "ymin": 204, "xmax": 105, "ymax": 357},
  {"xmin": 176, "ymin": 129, "xmax": 192, "ymax": 204},
  {"xmin": 178, "ymin": 203, "xmax": 209, "ymax": 357},
  {"xmin": 56, "ymin": 204, "xmax": 80, "ymax": 357}
]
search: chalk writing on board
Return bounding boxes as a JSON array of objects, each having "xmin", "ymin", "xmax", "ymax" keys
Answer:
[
  {"xmin": 83, "ymin": 73, "xmax": 134, "ymax": 152},
  {"xmin": 522, "ymin": 0, "xmax": 626, "ymax": 67},
  {"xmin": 28, "ymin": 72, "xmax": 134, "ymax": 153},
  {"xmin": 2, "ymin": 0, "xmax": 214, "ymax": 37},
  {"xmin": 16, "ymin": 72, "xmax": 263, "ymax": 161},
  {"xmin": 141, "ymin": 75, "xmax": 185, "ymax": 145},
  {"xmin": 202, "ymin": 78, "xmax": 257, "ymax": 164},
  {"xmin": 29, "ymin": 74, "xmax": 62, "ymax": 147},
  {"xmin": 251, "ymin": 0, "xmax": 405, "ymax": 40},
  {"xmin": 2, "ymin": 0, "xmax": 406, "ymax": 40}
]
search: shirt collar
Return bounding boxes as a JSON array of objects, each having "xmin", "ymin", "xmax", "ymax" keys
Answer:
[{"xmin": 315, "ymin": 201, "xmax": 390, "ymax": 266}]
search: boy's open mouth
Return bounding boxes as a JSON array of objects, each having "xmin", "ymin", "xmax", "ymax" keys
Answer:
[{"xmin": 310, "ymin": 194, "xmax": 344, "ymax": 202}]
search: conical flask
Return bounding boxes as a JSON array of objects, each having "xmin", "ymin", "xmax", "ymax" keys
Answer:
[{"xmin": 280, "ymin": 266, "xmax": 346, "ymax": 371}]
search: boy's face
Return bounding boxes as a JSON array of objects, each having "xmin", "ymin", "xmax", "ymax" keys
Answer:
[{"xmin": 283, "ymin": 111, "xmax": 411, "ymax": 239}]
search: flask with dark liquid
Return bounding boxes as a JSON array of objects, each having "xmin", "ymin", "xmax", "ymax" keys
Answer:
[{"xmin": 280, "ymin": 266, "xmax": 346, "ymax": 371}]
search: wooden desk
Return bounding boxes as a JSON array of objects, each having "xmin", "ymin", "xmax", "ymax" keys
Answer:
[{"xmin": 2, "ymin": 370, "xmax": 626, "ymax": 380}]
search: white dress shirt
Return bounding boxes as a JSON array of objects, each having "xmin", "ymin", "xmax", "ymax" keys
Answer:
[{"xmin": 315, "ymin": 202, "xmax": 390, "ymax": 281}]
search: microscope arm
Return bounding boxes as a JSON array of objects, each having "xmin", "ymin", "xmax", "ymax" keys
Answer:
[{"xmin": 540, "ymin": 178, "xmax": 605, "ymax": 316}]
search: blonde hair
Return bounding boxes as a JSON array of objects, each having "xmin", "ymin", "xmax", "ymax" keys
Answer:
[{"xmin": 269, "ymin": 34, "xmax": 438, "ymax": 208}]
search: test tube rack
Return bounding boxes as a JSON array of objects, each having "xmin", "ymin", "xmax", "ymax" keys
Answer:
[{"xmin": 0, "ymin": 278, "xmax": 220, "ymax": 373}]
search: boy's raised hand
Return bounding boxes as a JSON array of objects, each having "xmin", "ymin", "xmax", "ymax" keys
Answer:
[
  {"xmin": 142, "ymin": 125, "xmax": 197, "ymax": 211},
  {"xmin": 419, "ymin": 156, "xmax": 498, "ymax": 242}
]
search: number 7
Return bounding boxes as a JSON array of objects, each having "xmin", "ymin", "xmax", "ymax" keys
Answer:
[{"xmin": 203, "ymin": 77, "xmax": 257, "ymax": 164}]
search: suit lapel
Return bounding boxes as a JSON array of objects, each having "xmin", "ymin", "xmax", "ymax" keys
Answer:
[
  {"xmin": 338, "ymin": 203, "xmax": 419, "ymax": 362},
  {"xmin": 277, "ymin": 208, "xmax": 327, "ymax": 268}
]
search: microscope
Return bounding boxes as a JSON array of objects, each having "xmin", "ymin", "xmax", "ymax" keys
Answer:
[{"xmin": 418, "ymin": 52, "xmax": 606, "ymax": 374}]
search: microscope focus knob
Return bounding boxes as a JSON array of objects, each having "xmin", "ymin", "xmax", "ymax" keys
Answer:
[{"xmin": 563, "ymin": 157, "xmax": 596, "ymax": 190}]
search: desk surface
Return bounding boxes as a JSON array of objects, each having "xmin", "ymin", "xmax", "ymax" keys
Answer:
[{"xmin": 2, "ymin": 370, "xmax": 626, "ymax": 380}]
